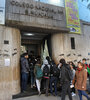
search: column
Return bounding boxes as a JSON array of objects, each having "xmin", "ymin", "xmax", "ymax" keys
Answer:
[
  {"xmin": 0, "ymin": 25, "xmax": 21, "ymax": 100},
  {"xmin": 51, "ymin": 33, "xmax": 64, "ymax": 64}
]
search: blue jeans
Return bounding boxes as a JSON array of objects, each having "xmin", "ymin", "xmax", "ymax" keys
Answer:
[
  {"xmin": 78, "ymin": 90, "xmax": 89, "ymax": 100},
  {"xmin": 30, "ymin": 70, "xmax": 35, "ymax": 86},
  {"xmin": 21, "ymin": 72, "xmax": 29, "ymax": 91},
  {"xmin": 50, "ymin": 76, "xmax": 57, "ymax": 95}
]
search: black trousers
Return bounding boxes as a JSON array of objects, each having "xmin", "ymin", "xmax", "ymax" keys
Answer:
[
  {"xmin": 71, "ymin": 87, "xmax": 75, "ymax": 93},
  {"xmin": 61, "ymin": 82, "xmax": 72, "ymax": 100},
  {"xmin": 44, "ymin": 78, "xmax": 49, "ymax": 96}
]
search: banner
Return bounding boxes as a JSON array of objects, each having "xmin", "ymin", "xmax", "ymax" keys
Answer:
[
  {"xmin": 65, "ymin": 0, "xmax": 81, "ymax": 34},
  {"xmin": 43, "ymin": 40, "xmax": 49, "ymax": 61}
]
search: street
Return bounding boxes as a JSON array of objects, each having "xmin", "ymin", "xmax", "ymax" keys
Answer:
[{"xmin": 13, "ymin": 94, "xmax": 88, "ymax": 100}]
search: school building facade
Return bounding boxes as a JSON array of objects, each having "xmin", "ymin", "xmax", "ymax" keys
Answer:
[{"xmin": 0, "ymin": 0, "xmax": 90, "ymax": 100}]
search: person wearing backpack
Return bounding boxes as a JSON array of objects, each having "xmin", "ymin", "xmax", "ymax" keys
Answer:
[
  {"xmin": 50, "ymin": 61, "xmax": 60, "ymax": 96},
  {"xmin": 41, "ymin": 59, "xmax": 50, "ymax": 96},
  {"xmin": 60, "ymin": 58, "xmax": 73, "ymax": 100},
  {"xmin": 34, "ymin": 59, "xmax": 43, "ymax": 96}
]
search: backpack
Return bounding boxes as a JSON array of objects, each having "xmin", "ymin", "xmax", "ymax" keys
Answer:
[
  {"xmin": 53, "ymin": 66, "xmax": 60, "ymax": 77},
  {"xmin": 87, "ymin": 67, "xmax": 90, "ymax": 75},
  {"xmin": 30, "ymin": 63, "xmax": 34, "ymax": 71},
  {"xmin": 43, "ymin": 65, "xmax": 50, "ymax": 77},
  {"xmin": 36, "ymin": 66, "xmax": 43, "ymax": 79}
]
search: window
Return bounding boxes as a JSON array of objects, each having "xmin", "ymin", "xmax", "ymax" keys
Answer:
[
  {"xmin": 71, "ymin": 37, "xmax": 75, "ymax": 49},
  {"xmin": 35, "ymin": 0, "xmax": 65, "ymax": 7},
  {"xmin": 4, "ymin": 40, "xmax": 9, "ymax": 44}
]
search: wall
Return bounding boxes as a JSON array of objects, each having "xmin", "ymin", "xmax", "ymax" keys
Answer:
[
  {"xmin": 0, "ymin": 26, "xmax": 21, "ymax": 100},
  {"xmin": 64, "ymin": 21, "xmax": 90, "ymax": 64},
  {"xmin": 51, "ymin": 21, "xmax": 90, "ymax": 64},
  {"xmin": 51, "ymin": 33, "xmax": 64, "ymax": 63}
]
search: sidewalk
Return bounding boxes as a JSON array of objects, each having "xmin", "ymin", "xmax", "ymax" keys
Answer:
[
  {"xmin": 13, "ymin": 94, "xmax": 87, "ymax": 100},
  {"xmin": 13, "ymin": 79, "xmax": 90, "ymax": 100}
]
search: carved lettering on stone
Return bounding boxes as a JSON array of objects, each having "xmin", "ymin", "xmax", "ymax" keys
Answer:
[{"xmin": 10, "ymin": 0, "xmax": 63, "ymax": 20}]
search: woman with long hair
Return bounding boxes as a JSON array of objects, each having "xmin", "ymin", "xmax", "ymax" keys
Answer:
[{"xmin": 73, "ymin": 62, "xmax": 90, "ymax": 100}]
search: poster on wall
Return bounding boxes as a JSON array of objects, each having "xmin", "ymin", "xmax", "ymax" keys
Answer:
[
  {"xmin": 0, "ymin": 0, "xmax": 5, "ymax": 25},
  {"xmin": 65, "ymin": 0, "xmax": 81, "ymax": 34},
  {"xmin": 5, "ymin": 59, "xmax": 10, "ymax": 67}
]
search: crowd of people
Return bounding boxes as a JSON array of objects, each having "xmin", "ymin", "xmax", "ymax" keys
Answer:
[{"xmin": 20, "ymin": 52, "xmax": 90, "ymax": 100}]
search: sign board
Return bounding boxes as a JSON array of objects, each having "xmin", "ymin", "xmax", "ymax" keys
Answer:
[
  {"xmin": 5, "ymin": 59, "xmax": 10, "ymax": 67},
  {"xmin": 5, "ymin": 0, "xmax": 67, "ymax": 30},
  {"xmin": 0, "ymin": 0, "xmax": 5, "ymax": 25},
  {"xmin": 65, "ymin": 0, "xmax": 81, "ymax": 34}
]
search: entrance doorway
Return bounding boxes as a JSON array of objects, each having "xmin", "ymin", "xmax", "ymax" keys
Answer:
[{"xmin": 13, "ymin": 31, "xmax": 50, "ymax": 99}]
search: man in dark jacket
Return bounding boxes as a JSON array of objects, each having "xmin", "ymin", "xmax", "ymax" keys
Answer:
[
  {"xmin": 50, "ymin": 61, "xmax": 59, "ymax": 96},
  {"xmin": 60, "ymin": 59, "xmax": 73, "ymax": 100},
  {"xmin": 21, "ymin": 53, "xmax": 30, "ymax": 93}
]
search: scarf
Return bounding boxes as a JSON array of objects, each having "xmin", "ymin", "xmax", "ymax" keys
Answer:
[{"xmin": 77, "ymin": 67, "xmax": 83, "ymax": 73}]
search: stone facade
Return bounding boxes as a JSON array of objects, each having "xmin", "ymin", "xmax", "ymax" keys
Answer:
[
  {"xmin": 0, "ymin": 0, "xmax": 90, "ymax": 100},
  {"xmin": 0, "ymin": 26, "xmax": 21, "ymax": 100},
  {"xmin": 51, "ymin": 21, "xmax": 90, "ymax": 64}
]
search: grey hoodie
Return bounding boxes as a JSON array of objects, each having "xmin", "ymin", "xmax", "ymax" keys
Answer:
[{"xmin": 41, "ymin": 59, "xmax": 50, "ymax": 71}]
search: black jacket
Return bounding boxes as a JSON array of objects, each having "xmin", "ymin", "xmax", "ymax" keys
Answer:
[{"xmin": 61, "ymin": 64, "xmax": 72, "ymax": 84}]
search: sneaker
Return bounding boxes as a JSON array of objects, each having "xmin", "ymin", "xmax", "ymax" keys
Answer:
[
  {"xmin": 45, "ymin": 94, "xmax": 48, "ymax": 97},
  {"xmin": 23, "ymin": 91, "xmax": 28, "ymax": 93},
  {"xmin": 72, "ymin": 92, "xmax": 76, "ymax": 96},
  {"xmin": 33, "ymin": 85, "xmax": 36, "ymax": 87},
  {"xmin": 31, "ymin": 85, "xmax": 33, "ymax": 88},
  {"xmin": 39, "ymin": 92, "xmax": 41, "ymax": 96},
  {"xmin": 54, "ymin": 94, "xmax": 57, "ymax": 97},
  {"xmin": 51, "ymin": 93, "xmax": 53, "ymax": 96}
]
